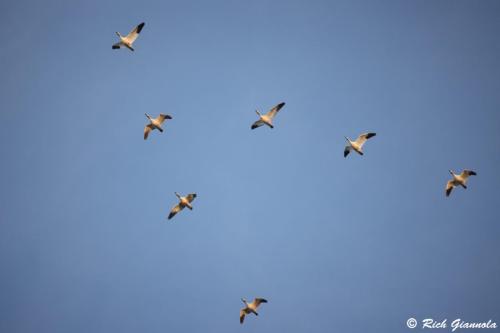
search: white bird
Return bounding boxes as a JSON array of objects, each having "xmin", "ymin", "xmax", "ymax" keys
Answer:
[
  {"xmin": 240, "ymin": 298, "xmax": 267, "ymax": 324},
  {"xmin": 168, "ymin": 192, "xmax": 197, "ymax": 220},
  {"xmin": 251, "ymin": 102, "xmax": 285, "ymax": 130},
  {"xmin": 112, "ymin": 22, "xmax": 145, "ymax": 51},
  {"xmin": 144, "ymin": 113, "xmax": 173, "ymax": 140},
  {"xmin": 344, "ymin": 132, "xmax": 376, "ymax": 157},
  {"xmin": 446, "ymin": 170, "xmax": 477, "ymax": 197}
]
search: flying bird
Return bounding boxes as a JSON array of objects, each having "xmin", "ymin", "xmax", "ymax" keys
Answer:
[
  {"xmin": 240, "ymin": 298, "xmax": 267, "ymax": 324},
  {"xmin": 445, "ymin": 170, "xmax": 477, "ymax": 197},
  {"xmin": 144, "ymin": 113, "xmax": 172, "ymax": 140},
  {"xmin": 251, "ymin": 102, "xmax": 285, "ymax": 129},
  {"xmin": 344, "ymin": 132, "xmax": 376, "ymax": 157},
  {"xmin": 168, "ymin": 192, "xmax": 197, "ymax": 220},
  {"xmin": 112, "ymin": 22, "xmax": 145, "ymax": 51}
]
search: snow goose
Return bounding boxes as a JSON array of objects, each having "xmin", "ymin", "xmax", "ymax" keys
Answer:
[
  {"xmin": 168, "ymin": 192, "xmax": 197, "ymax": 220},
  {"xmin": 446, "ymin": 170, "xmax": 477, "ymax": 197},
  {"xmin": 251, "ymin": 102, "xmax": 285, "ymax": 129},
  {"xmin": 144, "ymin": 113, "xmax": 172, "ymax": 140},
  {"xmin": 112, "ymin": 22, "xmax": 145, "ymax": 51},
  {"xmin": 240, "ymin": 298, "xmax": 267, "ymax": 324},
  {"xmin": 344, "ymin": 132, "xmax": 376, "ymax": 157}
]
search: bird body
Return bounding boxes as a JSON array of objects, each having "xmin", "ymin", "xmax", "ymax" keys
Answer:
[
  {"xmin": 344, "ymin": 132, "xmax": 376, "ymax": 157},
  {"xmin": 168, "ymin": 192, "xmax": 197, "ymax": 220},
  {"xmin": 446, "ymin": 170, "xmax": 477, "ymax": 196},
  {"xmin": 144, "ymin": 113, "xmax": 172, "ymax": 140},
  {"xmin": 179, "ymin": 194, "xmax": 193, "ymax": 210},
  {"xmin": 251, "ymin": 102, "xmax": 285, "ymax": 129},
  {"xmin": 112, "ymin": 22, "xmax": 145, "ymax": 51},
  {"xmin": 240, "ymin": 298, "xmax": 267, "ymax": 324}
]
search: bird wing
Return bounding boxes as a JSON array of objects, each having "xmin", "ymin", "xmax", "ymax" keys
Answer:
[
  {"xmin": 239, "ymin": 309, "xmax": 246, "ymax": 324},
  {"xmin": 266, "ymin": 102, "xmax": 285, "ymax": 119},
  {"xmin": 112, "ymin": 42, "xmax": 123, "ymax": 49},
  {"xmin": 124, "ymin": 22, "xmax": 145, "ymax": 43},
  {"xmin": 168, "ymin": 203, "xmax": 184, "ymax": 220},
  {"xmin": 144, "ymin": 124, "xmax": 154, "ymax": 140},
  {"xmin": 461, "ymin": 170, "xmax": 477, "ymax": 179},
  {"xmin": 251, "ymin": 120, "xmax": 265, "ymax": 130},
  {"xmin": 186, "ymin": 193, "xmax": 197, "ymax": 203},
  {"xmin": 355, "ymin": 132, "xmax": 376, "ymax": 147},
  {"xmin": 344, "ymin": 145, "xmax": 351, "ymax": 158},
  {"xmin": 252, "ymin": 298, "xmax": 268, "ymax": 308},
  {"xmin": 446, "ymin": 180, "xmax": 454, "ymax": 197},
  {"xmin": 156, "ymin": 114, "xmax": 173, "ymax": 125}
]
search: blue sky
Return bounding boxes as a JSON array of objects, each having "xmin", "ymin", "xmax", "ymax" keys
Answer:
[{"xmin": 1, "ymin": 0, "xmax": 499, "ymax": 332}]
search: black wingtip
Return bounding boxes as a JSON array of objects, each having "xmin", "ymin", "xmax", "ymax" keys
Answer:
[
  {"xmin": 137, "ymin": 22, "xmax": 145, "ymax": 33},
  {"xmin": 112, "ymin": 45, "xmax": 120, "ymax": 49},
  {"xmin": 367, "ymin": 132, "xmax": 376, "ymax": 139}
]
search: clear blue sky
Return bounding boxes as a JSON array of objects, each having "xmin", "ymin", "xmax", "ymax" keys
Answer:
[{"xmin": 1, "ymin": 1, "xmax": 499, "ymax": 332}]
